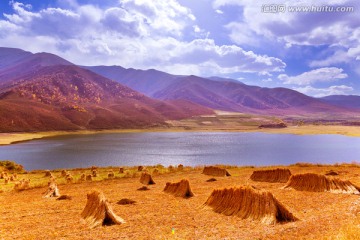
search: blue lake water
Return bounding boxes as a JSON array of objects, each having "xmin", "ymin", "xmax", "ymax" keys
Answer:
[{"xmin": 0, "ymin": 132, "xmax": 359, "ymax": 170}]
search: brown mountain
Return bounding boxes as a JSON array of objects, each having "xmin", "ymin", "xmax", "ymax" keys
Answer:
[
  {"xmin": 85, "ymin": 65, "xmax": 354, "ymax": 116},
  {"xmin": 0, "ymin": 49, "xmax": 212, "ymax": 132}
]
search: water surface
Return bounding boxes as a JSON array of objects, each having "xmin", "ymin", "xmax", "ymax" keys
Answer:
[{"xmin": 0, "ymin": 132, "xmax": 359, "ymax": 170}]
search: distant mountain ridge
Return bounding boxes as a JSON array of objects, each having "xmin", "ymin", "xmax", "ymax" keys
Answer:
[
  {"xmin": 319, "ymin": 95, "xmax": 360, "ymax": 110},
  {"xmin": 0, "ymin": 48, "xmax": 212, "ymax": 132},
  {"xmin": 84, "ymin": 66, "xmax": 357, "ymax": 116}
]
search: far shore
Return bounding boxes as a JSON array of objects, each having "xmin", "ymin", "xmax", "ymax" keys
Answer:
[{"xmin": 1, "ymin": 124, "xmax": 360, "ymax": 146}]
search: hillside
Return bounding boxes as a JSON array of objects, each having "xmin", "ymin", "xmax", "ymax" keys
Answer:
[
  {"xmin": 0, "ymin": 49, "xmax": 212, "ymax": 132},
  {"xmin": 85, "ymin": 66, "xmax": 355, "ymax": 117},
  {"xmin": 320, "ymin": 95, "xmax": 360, "ymax": 110}
]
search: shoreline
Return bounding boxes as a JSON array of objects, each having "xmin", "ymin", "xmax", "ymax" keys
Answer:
[{"xmin": 1, "ymin": 125, "xmax": 360, "ymax": 146}]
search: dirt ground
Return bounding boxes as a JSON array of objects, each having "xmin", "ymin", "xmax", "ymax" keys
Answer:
[{"xmin": 1, "ymin": 165, "xmax": 360, "ymax": 240}]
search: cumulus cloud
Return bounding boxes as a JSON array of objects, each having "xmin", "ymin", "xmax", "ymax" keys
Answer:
[
  {"xmin": 278, "ymin": 67, "xmax": 348, "ymax": 85},
  {"xmin": 0, "ymin": 0, "xmax": 286, "ymax": 76},
  {"xmin": 214, "ymin": 0, "xmax": 360, "ymax": 69},
  {"xmin": 294, "ymin": 85, "xmax": 354, "ymax": 97}
]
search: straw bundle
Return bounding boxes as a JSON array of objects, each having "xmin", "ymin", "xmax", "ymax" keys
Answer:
[
  {"xmin": 44, "ymin": 182, "xmax": 60, "ymax": 198},
  {"xmin": 203, "ymin": 166, "xmax": 231, "ymax": 177},
  {"xmin": 140, "ymin": 172, "xmax": 155, "ymax": 185},
  {"xmin": 204, "ymin": 186, "xmax": 297, "ymax": 224},
  {"xmin": 250, "ymin": 168, "xmax": 292, "ymax": 183},
  {"xmin": 283, "ymin": 173, "xmax": 360, "ymax": 194},
  {"xmin": 81, "ymin": 190, "xmax": 125, "ymax": 228},
  {"xmin": 163, "ymin": 179, "xmax": 194, "ymax": 198}
]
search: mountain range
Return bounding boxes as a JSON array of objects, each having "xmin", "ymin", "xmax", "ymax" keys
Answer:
[{"xmin": 0, "ymin": 47, "xmax": 359, "ymax": 132}]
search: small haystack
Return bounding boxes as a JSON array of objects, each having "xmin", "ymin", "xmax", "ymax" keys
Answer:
[
  {"xmin": 152, "ymin": 168, "xmax": 159, "ymax": 175},
  {"xmin": 250, "ymin": 168, "xmax": 292, "ymax": 183},
  {"xmin": 140, "ymin": 172, "xmax": 155, "ymax": 185},
  {"xmin": 325, "ymin": 170, "xmax": 339, "ymax": 176},
  {"xmin": 204, "ymin": 186, "xmax": 297, "ymax": 224},
  {"xmin": 168, "ymin": 165, "xmax": 174, "ymax": 172},
  {"xmin": 138, "ymin": 166, "xmax": 143, "ymax": 172},
  {"xmin": 108, "ymin": 171, "xmax": 115, "ymax": 178},
  {"xmin": 283, "ymin": 173, "xmax": 360, "ymax": 194},
  {"xmin": 66, "ymin": 175, "xmax": 74, "ymax": 184},
  {"xmin": 81, "ymin": 190, "xmax": 125, "ymax": 228},
  {"xmin": 14, "ymin": 179, "xmax": 30, "ymax": 191},
  {"xmin": 163, "ymin": 179, "xmax": 194, "ymax": 198},
  {"xmin": 44, "ymin": 181, "xmax": 60, "ymax": 198},
  {"xmin": 80, "ymin": 173, "xmax": 86, "ymax": 182},
  {"xmin": 4, "ymin": 177, "xmax": 9, "ymax": 184},
  {"xmin": 117, "ymin": 198, "xmax": 136, "ymax": 205},
  {"xmin": 92, "ymin": 170, "xmax": 97, "ymax": 177},
  {"xmin": 86, "ymin": 174, "xmax": 93, "ymax": 181},
  {"xmin": 119, "ymin": 168, "xmax": 124, "ymax": 174},
  {"xmin": 61, "ymin": 170, "xmax": 67, "ymax": 177},
  {"xmin": 178, "ymin": 164, "xmax": 184, "ymax": 171},
  {"xmin": 0, "ymin": 171, "xmax": 7, "ymax": 179},
  {"xmin": 44, "ymin": 170, "xmax": 52, "ymax": 177},
  {"xmin": 202, "ymin": 166, "xmax": 231, "ymax": 177}
]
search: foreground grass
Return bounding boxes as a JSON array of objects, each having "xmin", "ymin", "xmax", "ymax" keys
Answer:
[{"xmin": 1, "ymin": 164, "xmax": 360, "ymax": 239}]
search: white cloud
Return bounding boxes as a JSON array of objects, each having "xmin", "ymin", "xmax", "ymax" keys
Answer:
[
  {"xmin": 278, "ymin": 67, "xmax": 348, "ymax": 85},
  {"xmin": 0, "ymin": 1, "xmax": 286, "ymax": 77},
  {"xmin": 294, "ymin": 85, "xmax": 354, "ymax": 97},
  {"xmin": 213, "ymin": 0, "xmax": 360, "ymax": 71}
]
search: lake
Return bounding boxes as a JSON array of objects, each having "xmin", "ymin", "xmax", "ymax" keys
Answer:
[{"xmin": 0, "ymin": 132, "xmax": 359, "ymax": 170}]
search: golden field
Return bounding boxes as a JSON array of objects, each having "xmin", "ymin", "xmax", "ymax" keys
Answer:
[{"xmin": 1, "ymin": 164, "xmax": 360, "ymax": 239}]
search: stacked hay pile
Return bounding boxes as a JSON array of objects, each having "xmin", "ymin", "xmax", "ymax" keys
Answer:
[
  {"xmin": 108, "ymin": 171, "xmax": 115, "ymax": 178},
  {"xmin": 81, "ymin": 190, "xmax": 125, "ymax": 228},
  {"xmin": 163, "ymin": 179, "xmax": 194, "ymax": 198},
  {"xmin": 204, "ymin": 186, "xmax": 297, "ymax": 224},
  {"xmin": 14, "ymin": 179, "xmax": 30, "ymax": 191},
  {"xmin": 140, "ymin": 172, "xmax": 155, "ymax": 185},
  {"xmin": 44, "ymin": 181, "xmax": 60, "ymax": 198},
  {"xmin": 283, "ymin": 173, "xmax": 360, "ymax": 194},
  {"xmin": 250, "ymin": 168, "xmax": 292, "ymax": 183},
  {"xmin": 203, "ymin": 166, "xmax": 231, "ymax": 177}
]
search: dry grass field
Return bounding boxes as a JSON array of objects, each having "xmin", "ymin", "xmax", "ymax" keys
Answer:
[{"xmin": 1, "ymin": 164, "xmax": 360, "ymax": 239}]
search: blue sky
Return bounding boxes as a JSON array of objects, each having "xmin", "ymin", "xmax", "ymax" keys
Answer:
[{"xmin": 0, "ymin": 0, "xmax": 359, "ymax": 97}]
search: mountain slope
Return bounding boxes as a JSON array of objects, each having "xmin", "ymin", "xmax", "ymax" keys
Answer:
[
  {"xmin": 84, "ymin": 65, "xmax": 353, "ymax": 116},
  {"xmin": 82, "ymin": 65, "xmax": 179, "ymax": 96},
  {"xmin": 0, "ymin": 49, "xmax": 212, "ymax": 132},
  {"xmin": 319, "ymin": 95, "xmax": 360, "ymax": 110}
]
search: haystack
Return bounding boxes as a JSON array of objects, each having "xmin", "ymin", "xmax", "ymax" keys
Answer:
[
  {"xmin": 138, "ymin": 166, "xmax": 143, "ymax": 171},
  {"xmin": 61, "ymin": 170, "xmax": 67, "ymax": 177},
  {"xmin": 202, "ymin": 166, "xmax": 231, "ymax": 177},
  {"xmin": 44, "ymin": 170, "xmax": 52, "ymax": 177},
  {"xmin": 81, "ymin": 190, "xmax": 125, "ymax": 228},
  {"xmin": 14, "ymin": 179, "xmax": 30, "ymax": 191},
  {"xmin": 250, "ymin": 168, "xmax": 291, "ymax": 183},
  {"xmin": 108, "ymin": 171, "xmax": 115, "ymax": 178},
  {"xmin": 80, "ymin": 173, "xmax": 86, "ymax": 182},
  {"xmin": 152, "ymin": 168, "xmax": 159, "ymax": 175},
  {"xmin": 92, "ymin": 170, "xmax": 97, "ymax": 177},
  {"xmin": 163, "ymin": 179, "xmax": 194, "ymax": 198},
  {"xmin": 204, "ymin": 186, "xmax": 297, "ymax": 224},
  {"xmin": 178, "ymin": 164, "xmax": 184, "ymax": 171},
  {"xmin": 66, "ymin": 175, "xmax": 73, "ymax": 184},
  {"xmin": 44, "ymin": 182, "xmax": 60, "ymax": 198},
  {"xmin": 119, "ymin": 168, "xmax": 124, "ymax": 174},
  {"xmin": 140, "ymin": 172, "xmax": 155, "ymax": 185},
  {"xmin": 86, "ymin": 174, "xmax": 93, "ymax": 181},
  {"xmin": 283, "ymin": 173, "xmax": 360, "ymax": 194}
]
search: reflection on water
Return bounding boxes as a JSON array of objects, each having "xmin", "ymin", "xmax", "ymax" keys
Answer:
[{"xmin": 0, "ymin": 132, "xmax": 359, "ymax": 170}]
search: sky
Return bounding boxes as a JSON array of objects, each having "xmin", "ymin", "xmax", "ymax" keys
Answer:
[{"xmin": 0, "ymin": 0, "xmax": 359, "ymax": 97}]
